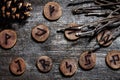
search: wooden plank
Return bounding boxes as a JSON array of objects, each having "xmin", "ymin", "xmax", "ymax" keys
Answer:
[{"xmin": 0, "ymin": 0, "xmax": 120, "ymax": 80}]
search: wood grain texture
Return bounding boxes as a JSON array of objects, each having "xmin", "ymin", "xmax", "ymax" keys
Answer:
[{"xmin": 0, "ymin": 0, "xmax": 120, "ymax": 80}]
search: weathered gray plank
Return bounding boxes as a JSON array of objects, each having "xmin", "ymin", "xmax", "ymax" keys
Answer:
[{"xmin": 0, "ymin": 0, "xmax": 120, "ymax": 80}]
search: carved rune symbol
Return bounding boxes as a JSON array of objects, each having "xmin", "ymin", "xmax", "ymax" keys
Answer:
[
  {"xmin": 5, "ymin": 33, "xmax": 11, "ymax": 45},
  {"xmin": 85, "ymin": 54, "xmax": 91, "ymax": 66},
  {"xmin": 15, "ymin": 60, "xmax": 22, "ymax": 72},
  {"xmin": 49, "ymin": 5, "xmax": 55, "ymax": 16},
  {"xmin": 35, "ymin": 28, "xmax": 47, "ymax": 36},
  {"xmin": 110, "ymin": 55, "xmax": 120, "ymax": 65},
  {"xmin": 66, "ymin": 62, "xmax": 72, "ymax": 72},
  {"xmin": 67, "ymin": 30, "xmax": 76, "ymax": 35},
  {"xmin": 39, "ymin": 59, "xmax": 50, "ymax": 70},
  {"xmin": 99, "ymin": 31, "xmax": 112, "ymax": 44}
]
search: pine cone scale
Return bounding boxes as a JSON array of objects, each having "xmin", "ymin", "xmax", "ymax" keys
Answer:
[{"xmin": 0, "ymin": 0, "xmax": 32, "ymax": 21}]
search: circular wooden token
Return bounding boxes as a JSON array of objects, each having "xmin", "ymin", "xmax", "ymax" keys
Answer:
[
  {"xmin": 9, "ymin": 57, "xmax": 26, "ymax": 75},
  {"xmin": 0, "ymin": 29, "xmax": 17, "ymax": 49},
  {"xmin": 43, "ymin": 2, "xmax": 62, "ymax": 20},
  {"xmin": 64, "ymin": 23, "xmax": 79, "ymax": 41},
  {"xmin": 60, "ymin": 59, "xmax": 77, "ymax": 76},
  {"xmin": 106, "ymin": 50, "xmax": 120, "ymax": 69},
  {"xmin": 32, "ymin": 24, "xmax": 50, "ymax": 42},
  {"xmin": 37, "ymin": 56, "xmax": 53, "ymax": 73},
  {"xmin": 79, "ymin": 51, "xmax": 96, "ymax": 70},
  {"xmin": 96, "ymin": 30, "xmax": 113, "ymax": 47}
]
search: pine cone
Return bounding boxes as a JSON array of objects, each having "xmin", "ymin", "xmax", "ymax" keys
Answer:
[{"xmin": 0, "ymin": 0, "xmax": 32, "ymax": 21}]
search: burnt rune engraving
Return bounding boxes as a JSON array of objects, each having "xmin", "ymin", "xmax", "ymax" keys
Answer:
[
  {"xmin": 39, "ymin": 59, "xmax": 50, "ymax": 70},
  {"xmin": 5, "ymin": 33, "xmax": 11, "ymax": 45},
  {"xmin": 85, "ymin": 54, "xmax": 91, "ymax": 66},
  {"xmin": 15, "ymin": 60, "xmax": 22, "ymax": 72},
  {"xmin": 35, "ymin": 28, "xmax": 47, "ymax": 36},
  {"xmin": 110, "ymin": 55, "xmax": 120, "ymax": 65},
  {"xmin": 66, "ymin": 62, "xmax": 72, "ymax": 72},
  {"xmin": 49, "ymin": 5, "xmax": 55, "ymax": 16},
  {"xmin": 99, "ymin": 31, "xmax": 112, "ymax": 44}
]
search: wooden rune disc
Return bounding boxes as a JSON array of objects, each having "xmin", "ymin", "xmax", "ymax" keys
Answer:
[
  {"xmin": 32, "ymin": 24, "xmax": 50, "ymax": 42},
  {"xmin": 96, "ymin": 30, "xmax": 113, "ymax": 47},
  {"xmin": 37, "ymin": 56, "xmax": 53, "ymax": 73},
  {"xmin": 9, "ymin": 57, "xmax": 26, "ymax": 75},
  {"xmin": 43, "ymin": 2, "xmax": 62, "ymax": 20},
  {"xmin": 64, "ymin": 23, "xmax": 79, "ymax": 41},
  {"xmin": 106, "ymin": 50, "xmax": 120, "ymax": 69},
  {"xmin": 0, "ymin": 29, "xmax": 17, "ymax": 49},
  {"xmin": 60, "ymin": 59, "xmax": 77, "ymax": 76},
  {"xmin": 79, "ymin": 51, "xmax": 96, "ymax": 70}
]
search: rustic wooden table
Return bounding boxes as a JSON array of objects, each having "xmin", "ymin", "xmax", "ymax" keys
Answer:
[{"xmin": 0, "ymin": 0, "xmax": 120, "ymax": 80}]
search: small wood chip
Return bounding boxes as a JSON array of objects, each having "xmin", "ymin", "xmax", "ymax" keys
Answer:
[
  {"xmin": 43, "ymin": 2, "xmax": 62, "ymax": 20},
  {"xmin": 37, "ymin": 56, "xmax": 53, "ymax": 73},
  {"xmin": 64, "ymin": 23, "xmax": 79, "ymax": 41},
  {"xmin": 79, "ymin": 51, "xmax": 96, "ymax": 70},
  {"xmin": 60, "ymin": 58, "xmax": 77, "ymax": 76},
  {"xmin": 106, "ymin": 50, "xmax": 120, "ymax": 69},
  {"xmin": 9, "ymin": 57, "xmax": 26, "ymax": 75},
  {"xmin": 96, "ymin": 30, "xmax": 113, "ymax": 47},
  {"xmin": 0, "ymin": 29, "xmax": 17, "ymax": 49},
  {"xmin": 32, "ymin": 24, "xmax": 50, "ymax": 42}
]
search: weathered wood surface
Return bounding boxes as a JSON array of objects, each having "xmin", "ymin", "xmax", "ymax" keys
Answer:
[{"xmin": 0, "ymin": 0, "xmax": 120, "ymax": 80}]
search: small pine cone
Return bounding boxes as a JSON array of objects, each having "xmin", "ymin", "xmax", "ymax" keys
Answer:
[{"xmin": 0, "ymin": 0, "xmax": 32, "ymax": 21}]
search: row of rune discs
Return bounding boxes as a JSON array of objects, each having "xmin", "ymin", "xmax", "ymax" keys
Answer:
[
  {"xmin": 0, "ymin": 23, "xmax": 112, "ymax": 49},
  {"xmin": 10, "ymin": 51, "xmax": 120, "ymax": 76},
  {"xmin": 0, "ymin": 24, "xmax": 49, "ymax": 49}
]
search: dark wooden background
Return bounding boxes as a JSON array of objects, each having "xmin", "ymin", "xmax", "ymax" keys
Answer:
[{"xmin": 0, "ymin": 0, "xmax": 120, "ymax": 80}]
